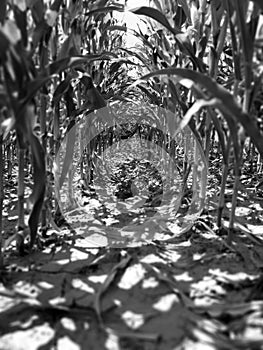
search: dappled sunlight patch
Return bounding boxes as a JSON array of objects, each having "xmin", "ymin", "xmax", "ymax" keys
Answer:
[
  {"xmin": 118, "ymin": 263, "xmax": 146, "ymax": 289},
  {"xmin": 37, "ymin": 281, "xmax": 54, "ymax": 290},
  {"xmin": 49, "ymin": 296, "xmax": 67, "ymax": 306},
  {"xmin": 157, "ymin": 248, "xmax": 182, "ymax": 264},
  {"xmin": 121, "ymin": 310, "xmax": 145, "ymax": 329},
  {"xmin": 1, "ymin": 230, "xmax": 263, "ymax": 349},
  {"xmin": 88, "ymin": 275, "xmax": 108, "ymax": 284},
  {"xmin": 0, "ymin": 324, "xmax": 55, "ymax": 350},
  {"xmin": 14, "ymin": 280, "xmax": 41, "ymax": 299},
  {"xmin": 193, "ymin": 252, "xmax": 206, "ymax": 261},
  {"xmin": 173, "ymin": 272, "xmax": 193, "ymax": 282},
  {"xmin": 71, "ymin": 278, "xmax": 95, "ymax": 294},
  {"xmin": 70, "ymin": 248, "xmax": 91, "ymax": 261},
  {"xmin": 247, "ymin": 224, "xmax": 263, "ymax": 235},
  {"xmin": 153, "ymin": 293, "xmax": 179, "ymax": 312},
  {"xmin": 60, "ymin": 317, "xmax": 76, "ymax": 332},
  {"xmin": 235, "ymin": 207, "xmax": 252, "ymax": 217},
  {"xmin": 209, "ymin": 269, "xmax": 259, "ymax": 286},
  {"xmin": 142, "ymin": 276, "xmax": 159, "ymax": 289},
  {"xmin": 140, "ymin": 253, "xmax": 167, "ymax": 264},
  {"xmin": 104, "ymin": 331, "xmax": 119, "ymax": 350},
  {"xmin": 57, "ymin": 336, "xmax": 79, "ymax": 350}
]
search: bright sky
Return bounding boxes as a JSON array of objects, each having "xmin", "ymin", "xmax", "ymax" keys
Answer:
[
  {"xmin": 111, "ymin": 0, "xmax": 154, "ymax": 77},
  {"xmin": 115, "ymin": 0, "xmax": 151, "ymax": 48},
  {"xmin": 125, "ymin": 0, "xmax": 150, "ymax": 10}
]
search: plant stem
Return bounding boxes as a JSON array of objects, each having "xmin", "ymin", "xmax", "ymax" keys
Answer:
[
  {"xmin": 0, "ymin": 134, "xmax": 3, "ymax": 267},
  {"xmin": 217, "ymin": 139, "xmax": 231, "ymax": 229},
  {"xmin": 18, "ymin": 148, "xmax": 26, "ymax": 231}
]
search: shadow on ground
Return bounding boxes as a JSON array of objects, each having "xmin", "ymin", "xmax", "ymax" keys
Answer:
[{"xmin": 1, "ymin": 224, "xmax": 263, "ymax": 350}]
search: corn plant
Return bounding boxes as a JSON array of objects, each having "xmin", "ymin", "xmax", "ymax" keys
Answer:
[
  {"xmin": 1, "ymin": 0, "xmax": 263, "ymax": 253},
  {"xmin": 0, "ymin": 134, "xmax": 3, "ymax": 266},
  {"xmin": 119, "ymin": 0, "xmax": 263, "ymax": 241}
]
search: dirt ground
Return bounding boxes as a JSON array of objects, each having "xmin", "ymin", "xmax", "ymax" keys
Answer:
[
  {"xmin": 1, "ymin": 182, "xmax": 263, "ymax": 350},
  {"xmin": 1, "ymin": 154, "xmax": 263, "ymax": 350}
]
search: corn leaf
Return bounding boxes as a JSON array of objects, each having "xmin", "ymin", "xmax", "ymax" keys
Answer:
[
  {"xmin": 131, "ymin": 6, "xmax": 180, "ymax": 35},
  {"xmin": 175, "ymin": 98, "xmax": 220, "ymax": 135},
  {"xmin": 85, "ymin": 5, "xmax": 124, "ymax": 17},
  {"xmin": 137, "ymin": 68, "xmax": 263, "ymax": 158},
  {"xmin": 131, "ymin": 6, "xmax": 205, "ymax": 71}
]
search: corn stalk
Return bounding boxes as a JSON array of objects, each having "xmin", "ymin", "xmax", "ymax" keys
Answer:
[{"xmin": 0, "ymin": 134, "xmax": 3, "ymax": 266}]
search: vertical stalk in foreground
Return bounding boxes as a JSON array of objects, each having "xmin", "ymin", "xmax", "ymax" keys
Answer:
[
  {"xmin": 17, "ymin": 147, "xmax": 26, "ymax": 231},
  {"xmin": 40, "ymin": 93, "xmax": 47, "ymax": 236},
  {"xmin": 217, "ymin": 138, "xmax": 231, "ymax": 229},
  {"xmin": 0, "ymin": 135, "xmax": 3, "ymax": 267}
]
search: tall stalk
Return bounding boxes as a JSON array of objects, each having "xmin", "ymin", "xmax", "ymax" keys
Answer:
[
  {"xmin": 0, "ymin": 134, "xmax": 3, "ymax": 267},
  {"xmin": 227, "ymin": 0, "xmax": 256, "ymax": 241},
  {"xmin": 6, "ymin": 140, "xmax": 12, "ymax": 180},
  {"xmin": 17, "ymin": 147, "xmax": 26, "ymax": 232},
  {"xmin": 217, "ymin": 139, "xmax": 231, "ymax": 229},
  {"xmin": 40, "ymin": 93, "xmax": 47, "ymax": 235}
]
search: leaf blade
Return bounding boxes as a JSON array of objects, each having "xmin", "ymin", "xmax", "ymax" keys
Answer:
[{"xmin": 138, "ymin": 68, "xmax": 263, "ymax": 157}]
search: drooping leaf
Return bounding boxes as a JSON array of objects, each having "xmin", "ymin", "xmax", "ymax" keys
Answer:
[
  {"xmin": 137, "ymin": 84, "xmax": 160, "ymax": 105},
  {"xmin": 80, "ymin": 75, "xmax": 107, "ymax": 110},
  {"xmin": 131, "ymin": 6, "xmax": 205, "ymax": 71},
  {"xmin": 175, "ymin": 32, "xmax": 206, "ymax": 71},
  {"xmin": 175, "ymin": 98, "xmax": 221, "ymax": 135},
  {"xmin": 52, "ymin": 75, "xmax": 72, "ymax": 104},
  {"xmin": 48, "ymin": 56, "xmax": 87, "ymax": 75},
  {"xmin": 131, "ymin": 6, "xmax": 180, "ymax": 35},
  {"xmin": 168, "ymin": 78, "xmax": 204, "ymax": 147},
  {"xmin": 85, "ymin": 5, "xmax": 124, "ymax": 17},
  {"xmin": 137, "ymin": 68, "xmax": 263, "ymax": 158},
  {"xmin": 22, "ymin": 54, "xmax": 116, "ymax": 105},
  {"xmin": 48, "ymin": 53, "xmax": 116, "ymax": 75}
]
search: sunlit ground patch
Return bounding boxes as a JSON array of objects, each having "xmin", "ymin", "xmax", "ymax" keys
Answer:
[{"xmin": 55, "ymin": 102, "xmax": 207, "ymax": 247}]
